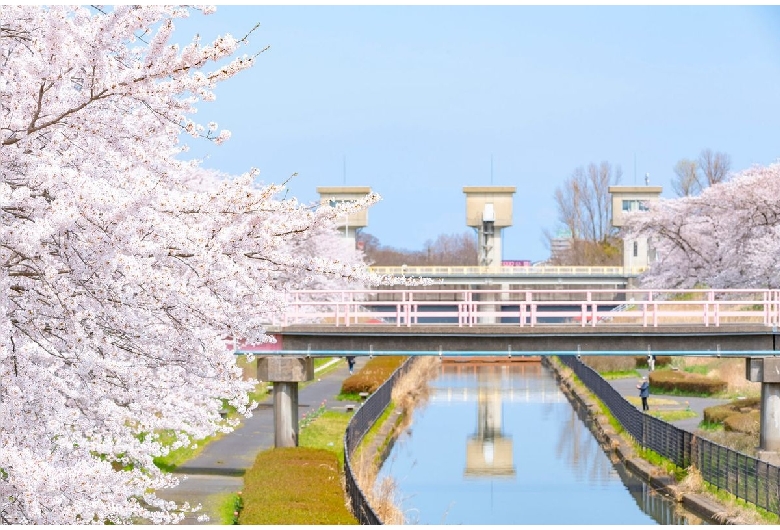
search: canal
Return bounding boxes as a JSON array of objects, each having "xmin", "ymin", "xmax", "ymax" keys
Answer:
[{"xmin": 376, "ymin": 361, "xmax": 709, "ymax": 525}]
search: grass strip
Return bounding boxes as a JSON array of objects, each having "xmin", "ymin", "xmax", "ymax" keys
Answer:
[{"xmin": 239, "ymin": 447, "xmax": 358, "ymax": 525}]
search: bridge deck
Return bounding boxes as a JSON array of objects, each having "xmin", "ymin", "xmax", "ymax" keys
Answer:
[{"xmin": 264, "ymin": 323, "xmax": 779, "ymax": 356}]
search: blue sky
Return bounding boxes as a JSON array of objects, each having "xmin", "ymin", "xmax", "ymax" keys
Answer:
[{"xmin": 174, "ymin": 5, "xmax": 780, "ymax": 263}]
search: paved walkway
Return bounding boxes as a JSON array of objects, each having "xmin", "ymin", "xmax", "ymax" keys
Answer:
[
  {"xmin": 156, "ymin": 356, "xmax": 364, "ymax": 525},
  {"xmin": 607, "ymin": 368, "xmax": 731, "ymax": 432}
]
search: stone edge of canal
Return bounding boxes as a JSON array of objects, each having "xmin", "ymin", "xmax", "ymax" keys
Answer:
[{"xmin": 544, "ymin": 357, "xmax": 738, "ymax": 525}]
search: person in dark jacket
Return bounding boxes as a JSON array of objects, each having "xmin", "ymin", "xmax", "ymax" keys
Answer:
[
  {"xmin": 346, "ymin": 355, "xmax": 356, "ymax": 375},
  {"xmin": 637, "ymin": 376, "xmax": 650, "ymax": 411}
]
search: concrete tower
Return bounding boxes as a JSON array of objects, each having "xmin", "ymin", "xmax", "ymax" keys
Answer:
[
  {"xmin": 316, "ymin": 186, "xmax": 371, "ymax": 251},
  {"xmin": 608, "ymin": 185, "xmax": 663, "ymax": 272},
  {"xmin": 463, "ymin": 186, "xmax": 516, "ymax": 267}
]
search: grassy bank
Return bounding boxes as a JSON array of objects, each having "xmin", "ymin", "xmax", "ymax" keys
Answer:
[
  {"xmin": 236, "ymin": 408, "xmax": 357, "ymax": 525},
  {"xmin": 550, "ymin": 356, "xmax": 778, "ymax": 525},
  {"xmin": 234, "ymin": 356, "xmax": 412, "ymax": 525},
  {"xmin": 349, "ymin": 356, "xmax": 441, "ymax": 525}
]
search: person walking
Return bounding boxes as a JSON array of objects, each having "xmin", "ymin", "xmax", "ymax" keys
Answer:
[
  {"xmin": 346, "ymin": 355, "xmax": 356, "ymax": 375},
  {"xmin": 637, "ymin": 376, "xmax": 650, "ymax": 411}
]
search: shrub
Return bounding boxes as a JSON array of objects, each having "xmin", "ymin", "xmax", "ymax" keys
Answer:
[
  {"xmin": 650, "ymin": 370, "xmax": 727, "ymax": 395},
  {"xmin": 703, "ymin": 397, "xmax": 761, "ymax": 424},
  {"xmin": 582, "ymin": 355, "xmax": 636, "ymax": 373},
  {"xmin": 341, "ymin": 356, "xmax": 406, "ymax": 395},
  {"xmin": 633, "ymin": 355, "xmax": 673, "ymax": 368},
  {"xmin": 239, "ymin": 447, "xmax": 357, "ymax": 525},
  {"xmin": 724, "ymin": 410, "xmax": 760, "ymax": 435}
]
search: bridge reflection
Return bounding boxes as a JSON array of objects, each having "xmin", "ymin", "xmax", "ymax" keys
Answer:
[
  {"xmin": 433, "ymin": 363, "xmax": 568, "ymax": 404},
  {"xmin": 448, "ymin": 362, "xmax": 706, "ymax": 522},
  {"xmin": 464, "ymin": 366, "xmax": 516, "ymax": 479}
]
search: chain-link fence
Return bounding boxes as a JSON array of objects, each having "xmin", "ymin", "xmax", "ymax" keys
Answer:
[
  {"xmin": 558, "ymin": 355, "xmax": 780, "ymax": 516},
  {"xmin": 343, "ymin": 357, "xmax": 417, "ymax": 525}
]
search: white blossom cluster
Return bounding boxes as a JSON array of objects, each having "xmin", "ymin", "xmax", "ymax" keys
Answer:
[
  {"xmin": 0, "ymin": 6, "xmax": 397, "ymax": 524},
  {"xmin": 623, "ymin": 162, "xmax": 780, "ymax": 289}
]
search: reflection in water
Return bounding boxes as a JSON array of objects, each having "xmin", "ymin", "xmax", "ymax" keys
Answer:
[
  {"xmin": 465, "ymin": 370, "xmax": 514, "ymax": 478},
  {"xmin": 378, "ymin": 362, "xmax": 708, "ymax": 525}
]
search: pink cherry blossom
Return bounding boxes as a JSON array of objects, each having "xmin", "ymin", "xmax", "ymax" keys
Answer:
[
  {"xmin": 0, "ymin": 6, "xmax": 408, "ymax": 524},
  {"xmin": 624, "ymin": 162, "xmax": 780, "ymax": 289}
]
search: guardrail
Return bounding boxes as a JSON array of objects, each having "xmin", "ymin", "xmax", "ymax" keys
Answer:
[
  {"xmin": 279, "ymin": 288, "xmax": 780, "ymax": 328},
  {"xmin": 558, "ymin": 355, "xmax": 780, "ymax": 516},
  {"xmin": 368, "ymin": 265, "xmax": 647, "ymax": 276},
  {"xmin": 343, "ymin": 357, "xmax": 417, "ymax": 525}
]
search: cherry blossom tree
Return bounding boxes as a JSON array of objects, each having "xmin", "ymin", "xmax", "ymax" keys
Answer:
[
  {"xmin": 623, "ymin": 162, "xmax": 780, "ymax": 289},
  {"xmin": 0, "ymin": 6, "xmax": 391, "ymax": 524}
]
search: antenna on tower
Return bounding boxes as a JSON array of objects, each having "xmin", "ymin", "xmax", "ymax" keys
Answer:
[{"xmin": 645, "ymin": 173, "xmax": 650, "ymax": 186}]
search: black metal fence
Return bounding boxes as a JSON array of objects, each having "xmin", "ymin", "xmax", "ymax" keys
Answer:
[
  {"xmin": 343, "ymin": 357, "xmax": 417, "ymax": 525},
  {"xmin": 558, "ymin": 355, "xmax": 780, "ymax": 516}
]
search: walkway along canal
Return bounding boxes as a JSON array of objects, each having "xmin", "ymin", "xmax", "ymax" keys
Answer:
[{"xmin": 371, "ymin": 359, "xmax": 725, "ymax": 525}]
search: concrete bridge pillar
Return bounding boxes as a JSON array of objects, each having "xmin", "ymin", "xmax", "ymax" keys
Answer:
[
  {"xmin": 257, "ymin": 356, "xmax": 314, "ymax": 447},
  {"xmin": 746, "ymin": 358, "xmax": 780, "ymax": 461},
  {"xmin": 759, "ymin": 383, "xmax": 780, "ymax": 452}
]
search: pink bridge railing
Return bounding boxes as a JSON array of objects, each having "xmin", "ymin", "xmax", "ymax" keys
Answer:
[{"xmin": 276, "ymin": 288, "xmax": 780, "ymax": 328}]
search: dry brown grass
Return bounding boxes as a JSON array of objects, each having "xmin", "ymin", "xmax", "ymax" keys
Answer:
[
  {"xmin": 581, "ymin": 355, "xmax": 636, "ymax": 373},
  {"xmin": 350, "ymin": 357, "xmax": 441, "ymax": 525},
  {"xmin": 678, "ymin": 465, "xmax": 704, "ymax": 494},
  {"xmin": 700, "ymin": 429, "xmax": 760, "ymax": 456},
  {"xmin": 352, "ymin": 450, "xmax": 404, "ymax": 524},
  {"xmin": 680, "ymin": 357, "xmax": 761, "ymax": 396},
  {"xmin": 391, "ymin": 357, "xmax": 440, "ymax": 414}
]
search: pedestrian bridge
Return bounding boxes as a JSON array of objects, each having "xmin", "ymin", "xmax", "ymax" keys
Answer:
[
  {"xmin": 367, "ymin": 265, "xmax": 646, "ymax": 287},
  {"xmin": 252, "ymin": 286, "xmax": 780, "ymax": 459},
  {"xmin": 255, "ymin": 287, "xmax": 780, "ymax": 357},
  {"xmin": 276, "ymin": 286, "xmax": 780, "ymax": 329}
]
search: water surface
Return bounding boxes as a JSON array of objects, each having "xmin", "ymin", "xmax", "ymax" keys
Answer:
[{"xmin": 378, "ymin": 362, "xmax": 708, "ymax": 525}]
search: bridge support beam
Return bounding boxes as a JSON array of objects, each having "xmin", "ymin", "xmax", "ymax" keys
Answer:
[
  {"xmin": 257, "ymin": 356, "xmax": 314, "ymax": 447},
  {"xmin": 746, "ymin": 358, "xmax": 780, "ymax": 462}
]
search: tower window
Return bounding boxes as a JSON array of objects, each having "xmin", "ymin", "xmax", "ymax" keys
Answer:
[{"xmin": 623, "ymin": 200, "xmax": 650, "ymax": 212}]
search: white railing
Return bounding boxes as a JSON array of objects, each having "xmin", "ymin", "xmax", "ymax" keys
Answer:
[
  {"xmin": 368, "ymin": 265, "xmax": 648, "ymax": 276},
  {"xmin": 277, "ymin": 288, "xmax": 780, "ymax": 329}
]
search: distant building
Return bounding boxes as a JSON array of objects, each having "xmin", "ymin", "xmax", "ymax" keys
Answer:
[
  {"xmin": 609, "ymin": 185, "xmax": 663, "ymax": 271},
  {"xmin": 549, "ymin": 228, "xmax": 572, "ymax": 263},
  {"xmin": 463, "ymin": 186, "xmax": 516, "ymax": 267},
  {"xmin": 316, "ymin": 186, "xmax": 371, "ymax": 251}
]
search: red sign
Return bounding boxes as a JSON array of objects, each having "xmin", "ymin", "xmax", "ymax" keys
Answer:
[{"xmin": 501, "ymin": 260, "xmax": 531, "ymax": 267}]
